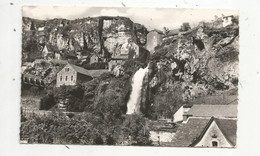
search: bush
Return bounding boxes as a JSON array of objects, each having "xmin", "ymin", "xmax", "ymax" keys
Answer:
[
  {"xmin": 53, "ymin": 85, "xmax": 85, "ymax": 112},
  {"xmin": 39, "ymin": 93, "xmax": 56, "ymax": 110},
  {"xmin": 180, "ymin": 22, "xmax": 191, "ymax": 32},
  {"xmin": 21, "ymin": 85, "xmax": 46, "ymax": 97},
  {"xmin": 122, "ymin": 115, "xmax": 152, "ymax": 145},
  {"xmin": 84, "ymin": 62, "xmax": 108, "ymax": 70}
]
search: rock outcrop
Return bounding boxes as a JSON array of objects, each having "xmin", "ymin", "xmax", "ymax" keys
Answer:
[
  {"xmin": 22, "ymin": 16, "xmax": 148, "ymax": 63},
  {"xmin": 149, "ymin": 18, "xmax": 239, "ymax": 105}
]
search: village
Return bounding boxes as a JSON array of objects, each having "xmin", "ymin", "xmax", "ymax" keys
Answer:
[{"xmin": 20, "ymin": 13, "xmax": 238, "ymax": 147}]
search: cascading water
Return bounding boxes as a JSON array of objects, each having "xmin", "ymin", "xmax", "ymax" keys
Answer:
[{"xmin": 126, "ymin": 65, "xmax": 149, "ymax": 115}]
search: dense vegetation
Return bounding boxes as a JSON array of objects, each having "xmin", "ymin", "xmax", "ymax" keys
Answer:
[{"xmin": 21, "ymin": 110, "xmax": 151, "ymax": 145}]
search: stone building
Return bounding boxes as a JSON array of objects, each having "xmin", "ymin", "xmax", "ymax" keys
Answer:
[
  {"xmin": 148, "ymin": 120, "xmax": 177, "ymax": 145},
  {"xmin": 56, "ymin": 64, "xmax": 93, "ymax": 87},
  {"xmin": 146, "ymin": 29, "xmax": 163, "ymax": 54}
]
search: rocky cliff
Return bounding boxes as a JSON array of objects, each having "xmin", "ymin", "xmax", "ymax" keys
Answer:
[
  {"xmin": 146, "ymin": 19, "xmax": 239, "ymax": 118},
  {"xmin": 22, "ymin": 16, "xmax": 148, "ymax": 62}
]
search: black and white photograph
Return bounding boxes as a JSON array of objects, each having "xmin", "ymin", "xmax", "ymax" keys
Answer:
[{"xmin": 20, "ymin": 6, "xmax": 239, "ymax": 147}]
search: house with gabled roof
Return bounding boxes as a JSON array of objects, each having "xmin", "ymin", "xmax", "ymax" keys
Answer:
[
  {"xmin": 56, "ymin": 64, "xmax": 93, "ymax": 87},
  {"xmin": 170, "ymin": 117, "xmax": 237, "ymax": 147}
]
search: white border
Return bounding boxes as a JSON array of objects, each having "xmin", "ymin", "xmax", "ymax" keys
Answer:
[{"xmin": 1, "ymin": 0, "xmax": 260, "ymax": 156}]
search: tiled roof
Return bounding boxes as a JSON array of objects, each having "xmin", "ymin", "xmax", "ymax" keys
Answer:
[
  {"xmin": 69, "ymin": 64, "xmax": 92, "ymax": 77},
  {"xmin": 215, "ymin": 118, "xmax": 237, "ymax": 146},
  {"xmin": 50, "ymin": 59, "xmax": 68, "ymax": 65},
  {"xmin": 188, "ymin": 94, "xmax": 238, "ymax": 105},
  {"xmin": 151, "ymin": 29, "xmax": 164, "ymax": 34},
  {"xmin": 185, "ymin": 104, "xmax": 237, "ymax": 118},
  {"xmin": 170, "ymin": 118, "xmax": 211, "ymax": 147},
  {"xmin": 87, "ymin": 70, "xmax": 109, "ymax": 78},
  {"xmin": 69, "ymin": 64, "xmax": 109, "ymax": 78},
  {"xmin": 170, "ymin": 117, "xmax": 237, "ymax": 147}
]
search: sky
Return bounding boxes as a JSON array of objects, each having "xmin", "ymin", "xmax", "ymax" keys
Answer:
[{"xmin": 23, "ymin": 6, "xmax": 238, "ymax": 30}]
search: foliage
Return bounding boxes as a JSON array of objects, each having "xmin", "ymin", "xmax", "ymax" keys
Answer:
[
  {"xmin": 22, "ymin": 35, "xmax": 42, "ymax": 62},
  {"xmin": 122, "ymin": 115, "xmax": 152, "ymax": 145},
  {"xmin": 53, "ymin": 85, "xmax": 85, "ymax": 112},
  {"xmin": 20, "ymin": 110, "xmax": 152, "ymax": 145},
  {"xmin": 20, "ymin": 112, "xmax": 95, "ymax": 144},
  {"xmin": 21, "ymin": 85, "xmax": 46, "ymax": 97},
  {"xmin": 163, "ymin": 27, "xmax": 170, "ymax": 35},
  {"xmin": 123, "ymin": 60, "xmax": 147, "ymax": 76},
  {"xmin": 153, "ymin": 86, "xmax": 183, "ymax": 119},
  {"xmin": 39, "ymin": 93, "xmax": 56, "ymax": 110},
  {"xmin": 61, "ymin": 25, "xmax": 72, "ymax": 38},
  {"xmin": 83, "ymin": 62, "xmax": 108, "ymax": 70},
  {"xmin": 180, "ymin": 22, "xmax": 191, "ymax": 32}
]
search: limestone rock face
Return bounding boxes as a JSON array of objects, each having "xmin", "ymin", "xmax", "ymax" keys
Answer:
[
  {"xmin": 112, "ymin": 65, "xmax": 125, "ymax": 77},
  {"xmin": 102, "ymin": 17, "xmax": 146, "ymax": 60},
  {"xmin": 22, "ymin": 17, "xmax": 148, "ymax": 62},
  {"xmin": 150, "ymin": 19, "xmax": 239, "ymax": 102}
]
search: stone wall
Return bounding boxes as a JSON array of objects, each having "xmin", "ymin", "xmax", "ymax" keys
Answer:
[{"xmin": 150, "ymin": 130, "xmax": 175, "ymax": 143}]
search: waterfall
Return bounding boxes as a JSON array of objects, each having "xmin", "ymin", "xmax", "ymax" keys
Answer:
[{"xmin": 126, "ymin": 65, "xmax": 149, "ymax": 115}]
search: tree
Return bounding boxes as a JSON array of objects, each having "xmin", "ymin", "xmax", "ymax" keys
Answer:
[
  {"xmin": 122, "ymin": 115, "xmax": 152, "ymax": 145},
  {"xmin": 53, "ymin": 85, "xmax": 85, "ymax": 112},
  {"xmin": 180, "ymin": 22, "xmax": 191, "ymax": 32},
  {"xmin": 39, "ymin": 93, "xmax": 56, "ymax": 110},
  {"xmin": 163, "ymin": 27, "xmax": 170, "ymax": 35}
]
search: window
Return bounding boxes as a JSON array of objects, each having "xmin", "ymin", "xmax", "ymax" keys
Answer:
[
  {"xmin": 71, "ymin": 76, "xmax": 73, "ymax": 81},
  {"xmin": 60, "ymin": 76, "xmax": 62, "ymax": 81},
  {"xmin": 212, "ymin": 141, "xmax": 218, "ymax": 147},
  {"xmin": 65, "ymin": 68, "xmax": 69, "ymax": 72},
  {"xmin": 65, "ymin": 76, "xmax": 68, "ymax": 81}
]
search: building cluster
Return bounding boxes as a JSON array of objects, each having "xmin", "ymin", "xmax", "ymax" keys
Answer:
[{"xmin": 149, "ymin": 103, "xmax": 237, "ymax": 147}]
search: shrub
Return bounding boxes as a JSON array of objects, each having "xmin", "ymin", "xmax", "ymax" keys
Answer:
[
  {"xmin": 180, "ymin": 22, "xmax": 191, "ymax": 32},
  {"xmin": 39, "ymin": 93, "xmax": 56, "ymax": 110},
  {"xmin": 84, "ymin": 62, "xmax": 108, "ymax": 70}
]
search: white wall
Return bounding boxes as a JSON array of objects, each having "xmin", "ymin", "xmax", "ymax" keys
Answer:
[
  {"xmin": 173, "ymin": 106, "xmax": 184, "ymax": 123},
  {"xmin": 150, "ymin": 131, "xmax": 175, "ymax": 143},
  {"xmin": 195, "ymin": 121, "xmax": 233, "ymax": 147}
]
